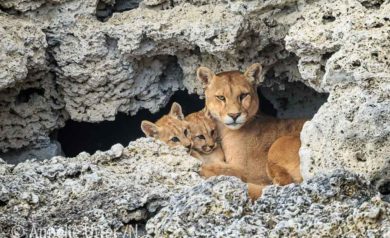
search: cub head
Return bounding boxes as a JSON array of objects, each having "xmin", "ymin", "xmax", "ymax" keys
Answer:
[
  {"xmin": 185, "ymin": 109, "xmax": 218, "ymax": 154},
  {"xmin": 197, "ymin": 63, "xmax": 262, "ymax": 130},
  {"xmin": 141, "ymin": 102, "xmax": 192, "ymax": 150}
]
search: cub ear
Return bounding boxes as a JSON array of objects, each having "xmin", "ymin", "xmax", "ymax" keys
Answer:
[
  {"xmin": 197, "ymin": 66, "xmax": 215, "ymax": 86},
  {"xmin": 141, "ymin": 120, "xmax": 159, "ymax": 138},
  {"xmin": 244, "ymin": 63, "xmax": 263, "ymax": 84},
  {"xmin": 169, "ymin": 102, "xmax": 184, "ymax": 120},
  {"xmin": 202, "ymin": 108, "xmax": 213, "ymax": 119}
]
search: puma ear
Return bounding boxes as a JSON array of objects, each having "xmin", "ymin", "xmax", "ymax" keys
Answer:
[
  {"xmin": 170, "ymin": 102, "xmax": 184, "ymax": 120},
  {"xmin": 197, "ymin": 66, "xmax": 215, "ymax": 86},
  {"xmin": 244, "ymin": 63, "xmax": 263, "ymax": 84},
  {"xmin": 141, "ymin": 121, "xmax": 159, "ymax": 138}
]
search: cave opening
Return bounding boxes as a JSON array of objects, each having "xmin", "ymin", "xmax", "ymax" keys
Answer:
[
  {"xmin": 57, "ymin": 90, "xmax": 205, "ymax": 157},
  {"xmin": 16, "ymin": 88, "xmax": 45, "ymax": 104},
  {"xmin": 260, "ymin": 81, "xmax": 329, "ymax": 119},
  {"xmin": 378, "ymin": 181, "xmax": 390, "ymax": 195},
  {"xmin": 56, "ymin": 89, "xmax": 278, "ymax": 157},
  {"xmin": 56, "ymin": 81, "xmax": 328, "ymax": 157},
  {"xmin": 96, "ymin": 0, "xmax": 142, "ymax": 22},
  {"xmin": 52, "ymin": 83, "xmax": 327, "ymax": 157}
]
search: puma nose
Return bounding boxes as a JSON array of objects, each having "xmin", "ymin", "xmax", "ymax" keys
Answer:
[
  {"xmin": 186, "ymin": 144, "xmax": 192, "ymax": 150},
  {"xmin": 228, "ymin": 113, "xmax": 241, "ymax": 120}
]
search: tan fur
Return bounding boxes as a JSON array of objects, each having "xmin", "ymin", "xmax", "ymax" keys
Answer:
[
  {"xmin": 185, "ymin": 109, "xmax": 225, "ymax": 164},
  {"xmin": 198, "ymin": 64, "xmax": 307, "ymax": 199},
  {"xmin": 199, "ymin": 162, "xmax": 248, "ymax": 182},
  {"xmin": 185, "ymin": 109, "xmax": 245, "ymax": 180},
  {"xmin": 247, "ymin": 183, "xmax": 266, "ymax": 201},
  {"xmin": 141, "ymin": 102, "xmax": 192, "ymax": 150},
  {"xmin": 266, "ymin": 135, "xmax": 303, "ymax": 185}
]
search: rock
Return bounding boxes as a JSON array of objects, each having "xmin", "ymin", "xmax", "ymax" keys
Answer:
[
  {"xmin": 0, "ymin": 138, "xmax": 202, "ymax": 237},
  {"xmin": 286, "ymin": 0, "xmax": 390, "ymax": 183},
  {"xmin": 109, "ymin": 143, "xmax": 124, "ymax": 158},
  {"xmin": 0, "ymin": 69, "xmax": 68, "ymax": 152},
  {"xmin": 0, "ymin": 139, "xmax": 63, "ymax": 164},
  {"xmin": 260, "ymin": 81, "xmax": 329, "ymax": 119},
  {"xmin": 147, "ymin": 171, "xmax": 390, "ymax": 237},
  {"xmin": 143, "ymin": 0, "xmax": 168, "ymax": 7},
  {"xmin": 0, "ymin": 0, "xmax": 71, "ymax": 13},
  {"xmin": 299, "ymin": 84, "xmax": 390, "ymax": 184},
  {"xmin": 146, "ymin": 176, "xmax": 250, "ymax": 237},
  {"xmin": 0, "ymin": 136, "xmax": 388, "ymax": 237},
  {"xmin": 0, "ymin": 70, "xmax": 68, "ymax": 152},
  {"xmin": 0, "ymin": 0, "xmax": 387, "ymax": 202},
  {"xmin": 0, "ymin": 13, "xmax": 67, "ymax": 152},
  {"xmin": 285, "ymin": 0, "xmax": 390, "ymax": 92},
  {"xmin": 0, "ymin": 0, "xmax": 313, "ymax": 151},
  {"xmin": 0, "ymin": 14, "xmax": 47, "ymax": 89}
]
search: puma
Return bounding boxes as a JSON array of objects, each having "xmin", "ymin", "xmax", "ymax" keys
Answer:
[
  {"xmin": 185, "ymin": 109, "xmax": 225, "ymax": 164},
  {"xmin": 141, "ymin": 102, "xmax": 192, "ymax": 150},
  {"xmin": 197, "ymin": 63, "xmax": 306, "ymax": 199}
]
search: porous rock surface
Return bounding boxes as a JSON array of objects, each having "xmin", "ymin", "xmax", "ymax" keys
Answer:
[
  {"xmin": 0, "ymin": 13, "xmax": 67, "ymax": 152},
  {"xmin": 0, "ymin": 0, "xmax": 388, "ymax": 208},
  {"xmin": 286, "ymin": 0, "xmax": 390, "ymax": 183},
  {"xmin": 147, "ymin": 171, "xmax": 390, "ymax": 237},
  {"xmin": 0, "ymin": 0, "xmax": 308, "ymax": 151},
  {"xmin": 0, "ymin": 138, "xmax": 202, "ymax": 237},
  {"xmin": 1, "ymin": 138, "xmax": 389, "ymax": 237}
]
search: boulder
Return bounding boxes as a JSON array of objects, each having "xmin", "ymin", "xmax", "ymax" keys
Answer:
[
  {"xmin": 147, "ymin": 171, "xmax": 390, "ymax": 237},
  {"xmin": 0, "ymin": 138, "xmax": 202, "ymax": 237},
  {"xmin": 286, "ymin": 0, "xmax": 390, "ymax": 184}
]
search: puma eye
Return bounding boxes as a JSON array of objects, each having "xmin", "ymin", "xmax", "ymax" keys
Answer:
[
  {"xmin": 239, "ymin": 93, "xmax": 249, "ymax": 101},
  {"xmin": 171, "ymin": 137, "xmax": 180, "ymax": 142},
  {"xmin": 196, "ymin": 135, "xmax": 206, "ymax": 140},
  {"xmin": 216, "ymin": 95, "xmax": 225, "ymax": 101}
]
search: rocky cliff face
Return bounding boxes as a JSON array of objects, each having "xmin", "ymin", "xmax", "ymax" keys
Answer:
[
  {"xmin": 1, "ymin": 139, "xmax": 389, "ymax": 237},
  {"xmin": 286, "ymin": 0, "xmax": 390, "ymax": 189},
  {"xmin": 147, "ymin": 171, "xmax": 390, "ymax": 237},
  {"xmin": 1, "ymin": 0, "xmax": 387, "ymax": 185},
  {"xmin": 0, "ymin": 0, "xmax": 306, "ymax": 152},
  {"xmin": 0, "ymin": 0, "xmax": 389, "ymax": 236},
  {"xmin": 0, "ymin": 139, "xmax": 202, "ymax": 237}
]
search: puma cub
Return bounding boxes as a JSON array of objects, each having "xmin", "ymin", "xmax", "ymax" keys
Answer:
[
  {"xmin": 186, "ymin": 109, "xmax": 249, "ymax": 181},
  {"xmin": 185, "ymin": 109, "xmax": 225, "ymax": 164},
  {"xmin": 141, "ymin": 102, "xmax": 192, "ymax": 150}
]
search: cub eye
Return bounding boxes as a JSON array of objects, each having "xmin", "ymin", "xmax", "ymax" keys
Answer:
[
  {"xmin": 216, "ymin": 95, "xmax": 225, "ymax": 101},
  {"xmin": 239, "ymin": 93, "xmax": 249, "ymax": 101},
  {"xmin": 184, "ymin": 129, "xmax": 189, "ymax": 137},
  {"xmin": 196, "ymin": 135, "xmax": 206, "ymax": 140},
  {"xmin": 210, "ymin": 129, "xmax": 215, "ymax": 136},
  {"xmin": 170, "ymin": 137, "xmax": 180, "ymax": 142}
]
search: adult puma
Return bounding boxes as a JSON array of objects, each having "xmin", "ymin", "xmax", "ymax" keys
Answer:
[{"xmin": 197, "ymin": 63, "xmax": 305, "ymax": 196}]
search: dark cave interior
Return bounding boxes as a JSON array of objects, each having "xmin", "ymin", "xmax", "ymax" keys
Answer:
[
  {"xmin": 56, "ymin": 82, "xmax": 328, "ymax": 157},
  {"xmin": 56, "ymin": 89, "xmax": 282, "ymax": 157},
  {"xmin": 57, "ymin": 91, "xmax": 203, "ymax": 157}
]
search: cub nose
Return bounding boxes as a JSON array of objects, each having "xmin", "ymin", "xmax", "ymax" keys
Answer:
[{"xmin": 228, "ymin": 113, "xmax": 241, "ymax": 120}]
